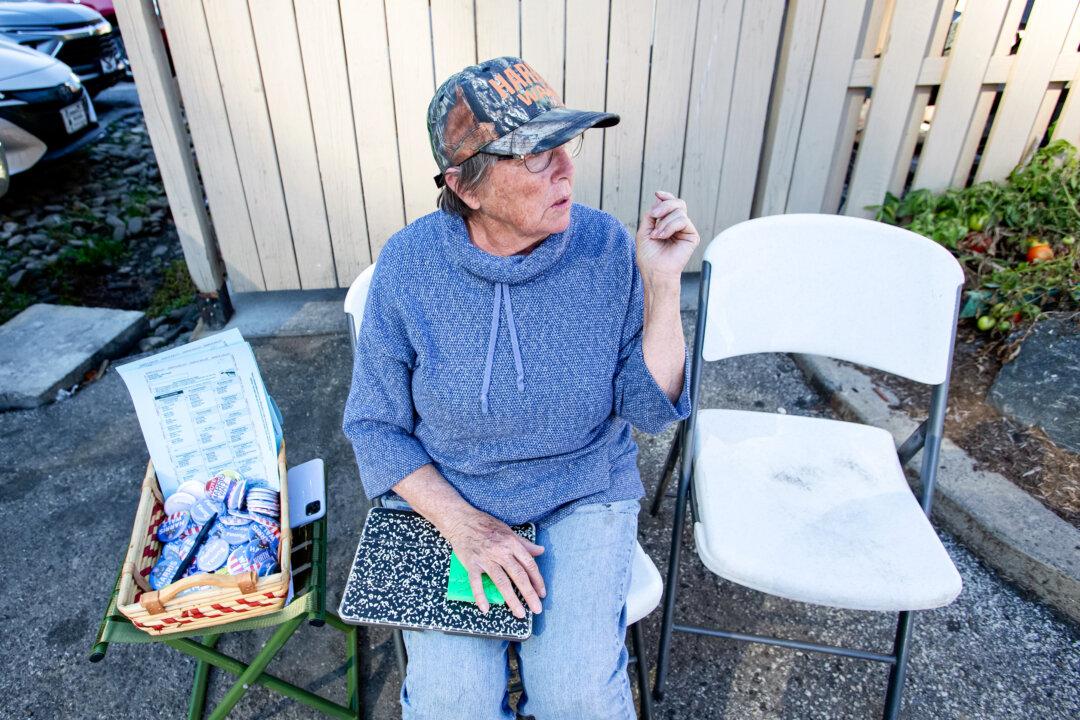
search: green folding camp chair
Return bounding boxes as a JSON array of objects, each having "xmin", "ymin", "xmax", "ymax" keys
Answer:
[{"xmin": 89, "ymin": 461, "xmax": 362, "ymax": 720}]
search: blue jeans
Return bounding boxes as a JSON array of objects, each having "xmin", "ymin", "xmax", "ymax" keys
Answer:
[{"xmin": 384, "ymin": 497, "xmax": 640, "ymax": 720}]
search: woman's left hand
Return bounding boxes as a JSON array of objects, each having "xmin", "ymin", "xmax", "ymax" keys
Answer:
[{"xmin": 635, "ymin": 190, "xmax": 700, "ymax": 282}]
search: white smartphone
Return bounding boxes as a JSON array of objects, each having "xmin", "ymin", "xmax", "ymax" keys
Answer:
[{"xmin": 287, "ymin": 458, "xmax": 326, "ymax": 528}]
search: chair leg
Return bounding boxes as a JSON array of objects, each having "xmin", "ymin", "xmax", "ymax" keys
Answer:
[
  {"xmin": 392, "ymin": 627, "xmax": 408, "ymax": 678},
  {"xmin": 649, "ymin": 425, "xmax": 682, "ymax": 517},
  {"xmin": 630, "ymin": 622, "xmax": 654, "ymax": 720},
  {"xmin": 206, "ymin": 616, "xmax": 305, "ymax": 720},
  {"xmin": 882, "ymin": 611, "xmax": 914, "ymax": 720},
  {"xmin": 653, "ymin": 468, "xmax": 692, "ymax": 702},
  {"xmin": 187, "ymin": 635, "xmax": 220, "ymax": 720}
]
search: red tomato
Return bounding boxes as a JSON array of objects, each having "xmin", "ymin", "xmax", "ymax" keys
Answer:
[{"xmin": 1026, "ymin": 243, "xmax": 1054, "ymax": 263}]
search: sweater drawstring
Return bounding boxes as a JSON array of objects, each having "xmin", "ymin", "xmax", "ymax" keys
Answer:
[{"xmin": 481, "ymin": 282, "xmax": 525, "ymax": 414}]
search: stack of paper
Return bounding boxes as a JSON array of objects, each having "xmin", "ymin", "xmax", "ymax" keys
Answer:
[{"xmin": 117, "ymin": 329, "xmax": 281, "ymax": 498}]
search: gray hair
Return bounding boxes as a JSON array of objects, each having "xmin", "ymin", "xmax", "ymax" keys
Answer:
[{"xmin": 438, "ymin": 152, "xmax": 500, "ymax": 218}]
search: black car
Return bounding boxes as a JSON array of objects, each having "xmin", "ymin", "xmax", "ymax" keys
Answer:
[{"xmin": 0, "ymin": 1, "xmax": 126, "ymax": 96}]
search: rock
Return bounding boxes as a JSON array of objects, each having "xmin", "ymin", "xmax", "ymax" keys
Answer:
[
  {"xmin": 72, "ymin": 226, "xmax": 85, "ymax": 237},
  {"xmin": 168, "ymin": 305, "xmax": 189, "ymax": 322},
  {"xmin": 43, "ymin": 254, "xmax": 59, "ymax": 266},
  {"xmin": 104, "ymin": 214, "xmax": 124, "ymax": 230},
  {"xmin": 148, "ymin": 316, "xmax": 166, "ymax": 331},
  {"xmin": 27, "ymin": 233, "xmax": 49, "ymax": 247},
  {"xmin": 2, "ymin": 221, "xmax": 17, "ymax": 234},
  {"xmin": 126, "ymin": 216, "xmax": 144, "ymax": 235},
  {"xmin": 43, "ymin": 214, "xmax": 63, "ymax": 228},
  {"xmin": 6, "ymin": 235, "xmax": 23, "ymax": 248},
  {"xmin": 139, "ymin": 336, "xmax": 167, "ymax": 352},
  {"xmin": 68, "ymin": 239, "xmax": 86, "ymax": 248},
  {"xmin": 7, "ymin": 269, "xmax": 26, "ymax": 289},
  {"xmin": 43, "ymin": 204, "xmax": 65, "ymax": 213},
  {"xmin": 112, "ymin": 225, "xmax": 126, "ymax": 242},
  {"xmin": 989, "ymin": 316, "xmax": 1080, "ymax": 453},
  {"xmin": 123, "ymin": 163, "xmax": 144, "ymax": 177},
  {"xmin": 151, "ymin": 244, "xmax": 169, "ymax": 258}
]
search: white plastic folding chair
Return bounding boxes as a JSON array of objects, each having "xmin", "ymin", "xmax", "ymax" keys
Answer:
[
  {"xmin": 650, "ymin": 214, "xmax": 964, "ymax": 719},
  {"xmin": 344, "ymin": 265, "xmax": 663, "ymax": 719}
]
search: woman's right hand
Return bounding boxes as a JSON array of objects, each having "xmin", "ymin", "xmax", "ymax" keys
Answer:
[{"xmin": 441, "ymin": 507, "xmax": 546, "ymax": 618}]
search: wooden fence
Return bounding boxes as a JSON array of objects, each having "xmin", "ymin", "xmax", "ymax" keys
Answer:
[{"xmin": 115, "ymin": 0, "xmax": 1080, "ymax": 294}]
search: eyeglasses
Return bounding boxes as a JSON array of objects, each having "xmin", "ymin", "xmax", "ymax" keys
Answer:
[{"xmin": 490, "ymin": 133, "xmax": 583, "ymax": 174}]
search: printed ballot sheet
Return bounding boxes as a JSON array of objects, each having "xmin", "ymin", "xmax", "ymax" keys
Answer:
[{"xmin": 118, "ymin": 330, "xmax": 278, "ymax": 498}]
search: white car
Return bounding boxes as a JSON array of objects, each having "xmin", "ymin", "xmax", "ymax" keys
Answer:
[{"xmin": 0, "ymin": 36, "xmax": 98, "ymax": 176}]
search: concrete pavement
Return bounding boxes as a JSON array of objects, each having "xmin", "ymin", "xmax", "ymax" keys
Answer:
[{"xmin": 0, "ymin": 307, "xmax": 1077, "ymax": 718}]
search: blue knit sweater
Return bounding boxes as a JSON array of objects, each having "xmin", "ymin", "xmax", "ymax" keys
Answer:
[{"xmin": 342, "ymin": 203, "xmax": 691, "ymax": 526}]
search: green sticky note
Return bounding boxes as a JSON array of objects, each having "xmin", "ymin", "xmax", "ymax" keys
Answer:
[{"xmin": 446, "ymin": 551, "xmax": 506, "ymax": 605}]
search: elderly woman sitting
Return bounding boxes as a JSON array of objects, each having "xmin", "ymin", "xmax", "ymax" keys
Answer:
[{"xmin": 343, "ymin": 56, "xmax": 699, "ymax": 720}]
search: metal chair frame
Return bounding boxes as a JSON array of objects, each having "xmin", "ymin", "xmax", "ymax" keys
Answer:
[{"xmin": 650, "ymin": 259, "xmax": 957, "ymax": 720}]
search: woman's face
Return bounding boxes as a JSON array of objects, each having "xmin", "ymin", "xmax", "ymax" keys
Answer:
[{"xmin": 466, "ymin": 141, "xmax": 576, "ymax": 242}]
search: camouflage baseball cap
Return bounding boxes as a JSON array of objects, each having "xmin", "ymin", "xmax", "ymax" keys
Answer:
[{"xmin": 427, "ymin": 56, "xmax": 619, "ymax": 187}]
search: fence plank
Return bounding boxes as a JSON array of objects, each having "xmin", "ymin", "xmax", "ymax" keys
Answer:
[
  {"xmin": 432, "ymin": 0, "xmax": 476, "ymax": 85},
  {"xmin": 385, "ymin": 0, "xmax": 438, "ymax": 225},
  {"xmin": 340, "ymin": 0, "xmax": 405, "ymax": 259},
  {"xmin": 1052, "ymin": 63, "xmax": 1080, "ymax": 145},
  {"xmin": 202, "ymin": 0, "xmax": 299, "ymax": 290},
  {"xmin": 913, "ymin": 0, "xmax": 1010, "ymax": 191},
  {"xmin": 640, "ymin": 0, "xmax": 699, "ymax": 219},
  {"xmin": 888, "ymin": 1, "xmax": 955, "ymax": 195},
  {"xmin": 976, "ymin": 0, "xmax": 1076, "ymax": 182},
  {"xmin": 755, "ymin": 0, "xmax": 826, "ymax": 216},
  {"xmin": 786, "ymin": 0, "xmax": 869, "ymax": 213},
  {"xmin": 713, "ymin": 1, "xmax": 785, "ymax": 230},
  {"xmin": 476, "ymin": 0, "xmax": 520, "ymax": 60},
  {"xmin": 680, "ymin": 0, "xmax": 743, "ymax": 253},
  {"xmin": 521, "ymin": 0, "xmax": 564, "ymax": 97},
  {"xmin": 114, "ymin": 0, "xmax": 224, "ymax": 294},
  {"xmin": 294, "ymin": 0, "xmax": 370, "ymax": 287},
  {"xmin": 249, "ymin": 0, "xmax": 336, "ymax": 289},
  {"xmin": 602, "ymin": 0, "xmax": 653, "ymax": 230},
  {"xmin": 844, "ymin": 0, "xmax": 939, "ymax": 217},
  {"xmin": 155, "ymin": 0, "xmax": 261, "ymax": 292},
  {"xmin": 564, "ymin": 0, "xmax": 610, "ymax": 209}
]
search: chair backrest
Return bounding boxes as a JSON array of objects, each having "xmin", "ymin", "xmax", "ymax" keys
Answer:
[
  {"xmin": 343, "ymin": 263, "xmax": 377, "ymax": 351},
  {"xmin": 700, "ymin": 214, "xmax": 963, "ymax": 385}
]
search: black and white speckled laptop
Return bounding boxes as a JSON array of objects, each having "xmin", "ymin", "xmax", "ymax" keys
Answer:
[{"xmin": 338, "ymin": 507, "xmax": 535, "ymax": 640}]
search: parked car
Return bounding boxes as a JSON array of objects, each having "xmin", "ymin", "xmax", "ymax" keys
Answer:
[
  {"xmin": 0, "ymin": 37, "xmax": 100, "ymax": 177},
  {"xmin": 0, "ymin": 1, "xmax": 126, "ymax": 96}
]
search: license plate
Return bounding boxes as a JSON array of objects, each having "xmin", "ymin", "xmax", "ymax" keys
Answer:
[{"xmin": 61, "ymin": 101, "xmax": 88, "ymax": 134}]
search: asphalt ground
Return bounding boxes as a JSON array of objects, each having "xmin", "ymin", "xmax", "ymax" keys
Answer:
[{"xmin": 1, "ymin": 310, "xmax": 1077, "ymax": 719}]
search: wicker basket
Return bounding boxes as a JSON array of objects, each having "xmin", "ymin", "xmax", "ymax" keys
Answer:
[{"xmin": 117, "ymin": 445, "xmax": 292, "ymax": 636}]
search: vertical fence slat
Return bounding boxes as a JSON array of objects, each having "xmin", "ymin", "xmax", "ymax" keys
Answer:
[
  {"xmin": 755, "ymin": 0, "xmax": 826, "ymax": 216},
  {"xmin": 564, "ymin": 0, "xmax": 610, "ymax": 209},
  {"xmin": 155, "ymin": 0, "xmax": 262, "ymax": 292},
  {"xmin": 975, "ymin": 0, "xmax": 1076, "ymax": 183},
  {"xmin": 521, "ymin": 0, "xmax": 565, "ymax": 98},
  {"xmin": 432, "ymin": 0, "xmax": 477, "ymax": 85},
  {"xmin": 602, "ymin": 0, "xmax": 654, "ymax": 231},
  {"xmin": 913, "ymin": 0, "xmax": 1011, "ymax": 191},
  {"xmin": 680, "ymin": 0, "xmax": 743, "ymax": 256},
  {"xmin": 952, "ymin": 0, "xmax": 1027, "ymax": 187},
  {"xmin": 476, "ymin": 0, "xmax": 520, "ymax": 60},
  {"xmin": 1026, "ymin": 85, "xmax": 1064, "ymax": 154},
  {"xmin": 385, "ymin": 0, "xmax": 438, "ymax": 225},
  {"xmin": 640, "ymin": 0, "xmax": 699, "ymax": 218},
  {"xmin": 844, "ymin": 0, "xmax": 940, "ymax": 217},
  {"xmin": 202, "ymin": 0, "xmax": 299, "ymax": 290},
  {"xmin": 712, "ymin": 1, "xmax": 785, "ymax": 230},
  {"xmin": 1052, "ymin": 66, "xmax": 1080, "ymax": 145},
  {"xmin": 887, "ymin": 1, "xmax": 955, "ymax": 195},
  {"xmin": 295, "ymin": 0, "xmax": 370, "ymax": 287},
  {"xmin": 785, "ymin": 0, "xmax": 869, "ymax": 213},
  {"xmin": 340, "ymin": 0, "xmax": 405, "ymax": 258},
  {"xmin": 248, "ymin": 0, "xmax": 336, "ymax": 288}
]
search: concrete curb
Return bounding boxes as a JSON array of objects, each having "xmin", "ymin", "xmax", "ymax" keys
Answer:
[{"xmin": 793, "ymin": 354, "xmax": 1080, "ymax": 624}]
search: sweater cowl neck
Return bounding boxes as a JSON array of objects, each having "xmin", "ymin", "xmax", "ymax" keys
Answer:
[{"xmin": 438, "ymin": 207, "xmax": 574, "ymax": 285}]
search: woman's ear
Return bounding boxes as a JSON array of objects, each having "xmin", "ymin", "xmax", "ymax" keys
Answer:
[{"xmin": 444, "ymin": 169, "xmax": 482, "ymax": 211}]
